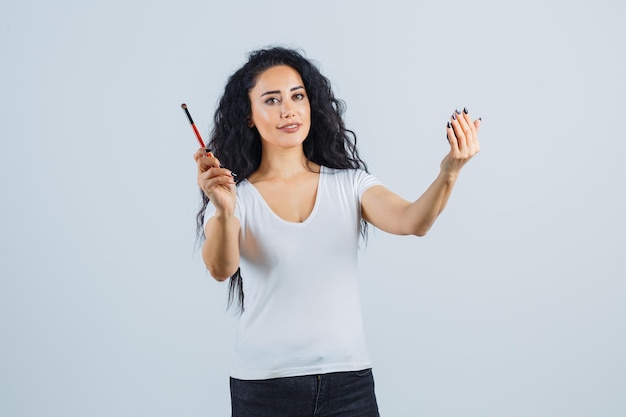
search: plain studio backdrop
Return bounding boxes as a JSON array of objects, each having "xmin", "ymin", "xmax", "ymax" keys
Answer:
[{"xmin": 1, "ymin": 0, "xmax": 624, "ymax": 416}]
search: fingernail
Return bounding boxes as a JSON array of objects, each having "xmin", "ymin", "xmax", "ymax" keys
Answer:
[
  {"xmin": 478, "ymin": 117, "xmax": 482, "ymax": 121},
  {"xmin": 447, "ymin": 121, "xmax": 452, "ymax": 128},
  {"xmin": 452, "ymin": 113, "xmax": 456, "ymax": 120},
  {"xmin": 455, "ymin": 109, "xmax": 462, "ymax": 114},
  {"xmin": 231, "ymin": 172, "xmax": 238, "ymax": 177},
  {"xmin": 205, "ymin": 148, "xmax": 212, "ymax": 153},
  {"xmin": 463, "ymin": 107, "xmax": 469, "ymax": 114}
]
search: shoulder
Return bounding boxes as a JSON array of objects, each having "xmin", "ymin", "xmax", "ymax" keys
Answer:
[
  {"xmin": 321, "ymin": 166, "xmax": 383, "ymax": 197},
  {"xmin": 321, "ymin": 166, "xmax": 367, "ymax": 178},
  {"xmin": 233, "ymin": 180, "xmax": 257, "ymax": 210}
]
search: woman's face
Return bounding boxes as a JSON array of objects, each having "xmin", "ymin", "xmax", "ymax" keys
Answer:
[{"xmin": 248, "ymin": 65, "xmax": 311, "ymax": 151}]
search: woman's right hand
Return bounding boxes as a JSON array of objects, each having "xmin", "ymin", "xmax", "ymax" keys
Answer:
[{"xmin": 194, "ymin": 148, "xmax": 237, "ymax": 215}]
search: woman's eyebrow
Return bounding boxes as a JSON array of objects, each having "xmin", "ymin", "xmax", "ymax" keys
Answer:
[{"xmin": 260, "ymin": 86, "xmax": 305, "ymax": 97}]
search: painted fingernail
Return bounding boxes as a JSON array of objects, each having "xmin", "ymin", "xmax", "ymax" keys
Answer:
[
  {"xmin": 478, "ymin": 117, "xmax": 482, "ymax": 121},
  {"xmin": 205, "ymin": 148, "xmax": 212, "ymax": 153},
  {"xmin": 463, "ymin": 107, "xmax": 469, "ymax": 114},
  {"xmin": 452, "ymin": 113, "xmax": 456, "ymax": 120},
  {"xmin": 231, "ymin": 172, "xmax": 238, "ymax": 177},
  {"xmin": 447, "ymin": 121, "xmax": 452, "ymax": 128},
  {"xmin": 455, "ymin": 109, "xmax": 462, "ymax": 114}
]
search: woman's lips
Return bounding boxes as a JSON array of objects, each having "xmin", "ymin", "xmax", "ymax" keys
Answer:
[{"xmin": 278, "ymin": 123, "xmax": 301, "ymax": 133}]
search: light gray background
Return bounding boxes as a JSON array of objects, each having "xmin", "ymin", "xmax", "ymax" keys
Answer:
[{"xmin": 1, "ymin": 0, "xmax": 624, "ymax": 416}]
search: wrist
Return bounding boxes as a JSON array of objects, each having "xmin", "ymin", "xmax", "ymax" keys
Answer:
[
  {"xmin": 214, "ymin": 209, "xmax": 236, "ymax": 222},
  {"xmin": 438, "ymin": 169, "xmax": 459, "ymax": 184}
]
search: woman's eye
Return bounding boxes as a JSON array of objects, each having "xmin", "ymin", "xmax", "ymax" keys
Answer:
[
  {"xmin": 265, "ymin": 97, "xmax": 280, "ymax": 104},
  {"xmin": 294, "ymin": 93, "xmax": 305, "ymax": 100}
]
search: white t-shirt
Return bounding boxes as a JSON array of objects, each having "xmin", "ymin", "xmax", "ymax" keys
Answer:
[{"xmin": 204, "ymin": 166, "xmax": 382, "ymax": 380}]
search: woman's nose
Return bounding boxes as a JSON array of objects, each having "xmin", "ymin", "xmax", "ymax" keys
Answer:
[{"xmin": 281, "ymin": 106, "xmax": 295, "ymax": 118}]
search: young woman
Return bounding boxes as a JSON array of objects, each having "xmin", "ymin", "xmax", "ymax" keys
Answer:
[{"xmin": 194, "ymin": 47, "xmax": 480, "ymax": 417}]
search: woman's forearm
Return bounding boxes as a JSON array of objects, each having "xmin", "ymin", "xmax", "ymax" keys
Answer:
[
  {"xmin": 202, "ymin": 212, "xmax": 240, "ymax": 281},
  {"xmin": 405, "ymin": 171, "xmax": 458, "ymax": 236}
]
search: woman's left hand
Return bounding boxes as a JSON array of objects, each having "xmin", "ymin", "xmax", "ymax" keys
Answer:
[{"xmin": 442, "ymin": 107, "xmax": 481, "ymax": 177}]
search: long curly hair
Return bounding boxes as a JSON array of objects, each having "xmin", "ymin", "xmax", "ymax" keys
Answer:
[{"xmin": 196, "ymin": 46, "xmax": 369, "ymax": 312}]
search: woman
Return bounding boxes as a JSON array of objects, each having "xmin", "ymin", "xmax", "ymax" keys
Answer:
[{"xmin": 194, "ymin": 47, "xmax": 480, "ymax": 417}]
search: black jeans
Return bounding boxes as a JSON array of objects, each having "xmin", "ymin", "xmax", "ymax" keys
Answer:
[{"xmin": 230, "ymin": 368, "xmax": 380, "ymax": 417}]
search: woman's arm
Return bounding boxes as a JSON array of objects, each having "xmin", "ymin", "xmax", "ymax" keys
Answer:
[
  {"xmin": 202, "ymin": 214, "xmax": 240, "ymax": 281},
  {"xmin": 194, "ymin": 149, "xmax": 240, "ymax": 281},
  {"xmin": 361, "ymin": 109, "xmax": 480, "ymax": 236}
]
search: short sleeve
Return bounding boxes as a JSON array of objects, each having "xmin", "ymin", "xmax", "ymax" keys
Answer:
[{"xmin": 354, "ymin": 170, "xmax": 383, "ymax": 200}]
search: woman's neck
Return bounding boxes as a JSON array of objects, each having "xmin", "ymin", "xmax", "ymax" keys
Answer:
[{"xmin": 253, "ymin": 146, "xmax": 319, "ymax": 181}]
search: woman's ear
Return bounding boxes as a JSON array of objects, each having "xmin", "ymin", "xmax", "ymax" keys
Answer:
[{"xmin": 247, "ymin": 117, "xmax": 254, "ymax": 128}]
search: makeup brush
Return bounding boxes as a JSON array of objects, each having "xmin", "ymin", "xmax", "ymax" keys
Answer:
[{"xmin": 181, "ymin": 103, "xmax": 206, "ymax": 148}]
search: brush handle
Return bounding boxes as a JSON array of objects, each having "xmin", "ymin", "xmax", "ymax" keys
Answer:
[{"xmin": 181, "ymin": 103, "xmax": 206, "ymax": 148}]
